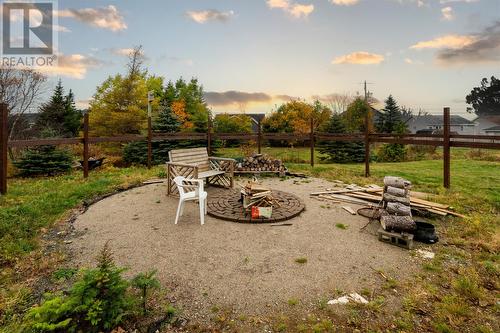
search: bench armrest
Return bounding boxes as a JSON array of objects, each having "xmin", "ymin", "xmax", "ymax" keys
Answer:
[{"xmin": 208, "ymin": 157, "xmax": 235, "ymax": 172}]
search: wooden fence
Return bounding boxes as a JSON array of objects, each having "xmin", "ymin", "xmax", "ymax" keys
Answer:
[{"xmin": 1, "ymin": 103, "xmax": 499, "ymax": 194}]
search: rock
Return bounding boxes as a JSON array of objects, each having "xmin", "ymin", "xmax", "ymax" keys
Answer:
[
  {"xmin": 416, "ymin": 249, "xmax": 435, "ymax": 259},
  {"xmin": 327, "ymin": 293, "xmax": 368, "ymax": 305}
]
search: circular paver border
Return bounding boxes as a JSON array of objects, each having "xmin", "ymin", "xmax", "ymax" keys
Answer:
[{"xmin": 207, "ymin": 189, "xmax": 305, "ymax": 223}]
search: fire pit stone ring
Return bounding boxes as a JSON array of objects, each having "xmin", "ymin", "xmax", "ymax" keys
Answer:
[{"xmin": 207, "ymin": 189, "xmax": 305, "ymax": 223}]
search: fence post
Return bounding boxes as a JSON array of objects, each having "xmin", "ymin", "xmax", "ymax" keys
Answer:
[
  {"xmin": 443, "ymin": 107, "xmax": 450, "ymax": 188},
  {"xmin": 257, "ymin": 120, "xmax": 262, "ymax": 154},
  {"xmin": 83, "ymin": 113, "xmax": 89, "ymax": 178},
  {"xmin": 310, "ymin": 116, "xmax": 315, "ymax": 167},
  {"xmin": 364, "ymin": 111, "xmax": 370, "ymax": 177},
  {"xmin": 147, "ymin": 116, "xmax": 152, "ymax": 169},
  {"xmin": 0, "ymin": 103, "xmax": 8, "ymax": 195},
  {"xmin": 207, "ymin": 115, "xmax": 212, "ymax": 155}
]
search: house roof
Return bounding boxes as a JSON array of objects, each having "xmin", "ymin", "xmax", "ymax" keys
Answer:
[
  {"xmin": 484, "ymin": 125, "xmax": 500, "ymax": 132},
  {"xmin": 473, "ymin": 115, "xmax": 500, "ymax": 125},
  {"xmin": 411, "ymin": 115, "xmax": 475, "ymax": 126}
]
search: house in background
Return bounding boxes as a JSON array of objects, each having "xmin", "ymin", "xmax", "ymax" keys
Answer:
[
  {"xmin": 472, "ymin": 115, "xmax": 500, "ymax": 135},
  {"xmin": 407, "ymin": 115, "xmax": 476, "ymax": 134}
]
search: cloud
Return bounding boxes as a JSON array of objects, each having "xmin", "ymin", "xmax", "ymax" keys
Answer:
[
  {"xmin": 329, "ymin": 0, "xmax": 360, "ymax": 5},
  {"xmin": 57, "ymin": 5, "xmax": 127, "ymax": 32},
  {"xmin": 37, "ymin": 54, "xmax": 103, "ymax": 79},
  {"xmin": 205, "ymin": 91, "xmax": 273, "ymax": 106},
  {"xmin": 266, "ymin": 0, "xmax": 314, "ymax": 19},
  {"xmin": 441, "ymin": 6, "xmax": 454, "ymax": 21},
  {"xmin": 185, "ymin": 9, "xmax": 234, "ymax": 23},
  {"xmin": 404, "ymin": 58, "xmax": 424, "ymax": 65},
  {"xmin": 410, "ymin": 34, "xmax": 476, "ymax": 49},
  {"xmin": 332, "ymin": 51, "xmax": 384, "ymax": 64},
  {"xmin": 440, "ymin": 0, "xmax": 479, "ymax": 3},
  {"xmin": 436, "ymin": 21, "xmax": 500, "ymax": 65},
  {"xmin": 109, "ymin": 48, "xmax": 135, "ymax": 56}
]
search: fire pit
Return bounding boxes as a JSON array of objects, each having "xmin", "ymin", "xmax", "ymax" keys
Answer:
[{"xmin": 207, "ymin": 187, "xmax": 305, "ymax": 223}]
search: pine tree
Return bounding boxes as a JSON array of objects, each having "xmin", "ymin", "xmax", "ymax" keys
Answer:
[
  {"xmin": 376, "ymin": 95, "xmax": 408, "ymax": 162},
  {"xmin": 319, "ymin": 113, "xmax": 365, "ymax": 163},
  {"xmin": 376, "ymin": 95, "xmax": 402, "ymax": 133},
  {"xmin": 36, "ymin": 80, "xmax": 66, "ymax": 135},
  {"xmin": 36, "ymin": 80, "xmax": 82, "ymax": 137},
  {"xmin": 153, "ymin": 104, "xmax": 180, "ymax": 133},
  {"xmin": 13, "ymin": 145, "xmax": 73, "ymax": 176},
  {"xmin": 63, "ymin": 89, "xmax": 82, "ymax": 136}
]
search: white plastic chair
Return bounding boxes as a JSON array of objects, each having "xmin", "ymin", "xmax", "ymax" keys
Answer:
[{"xmin": 173, "ymin": 176, "xmax": 208, "ymax": 225}]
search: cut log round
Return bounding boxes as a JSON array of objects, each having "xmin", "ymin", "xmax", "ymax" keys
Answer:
[
  {"xmin": 381, "ymin": 215, "xmax": 416, "ymax": 232},
  {"xmin": 383, "ymin": 193, "xmax": 410, "ymax": 205},
  {"xmin": 385, "ymin": 186, "xmax": 407, "ymax": 197},
  {"xmin": 386, "ymin": 202, "xmax": 412, "ymax": 216},
  {"xmin": 384, "ymin": 176, "xmax": 411, "ymax": 189}
]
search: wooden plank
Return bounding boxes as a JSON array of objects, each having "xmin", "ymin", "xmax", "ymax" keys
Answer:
[
  {"xmin": 342, "ymin": 206, "xmax": 356, "ymax": 215},
  {"xmin": 9, "ymin": 137, "xmax": 82, "ymax": 147}
]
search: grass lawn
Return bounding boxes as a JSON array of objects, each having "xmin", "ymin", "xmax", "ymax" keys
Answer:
[{"xmin": 0, "ymin": 156, "xmax": 498, "ymax": 332}]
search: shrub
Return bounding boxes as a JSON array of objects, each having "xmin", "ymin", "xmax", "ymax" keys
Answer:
[
  {"xmin": 13, "ymin": 145, "xmax": 73, "ymax": 176},
  {"xmin": 319, "ymin": 114, "xmax": 366, "ymax": 163},
  {"xmin": 23, "ymin": 243, "xmax": 132, "ymax": 332},
  {"xmin": 376, "ymin": 143, "xmax": 407, "ymax": 162}
]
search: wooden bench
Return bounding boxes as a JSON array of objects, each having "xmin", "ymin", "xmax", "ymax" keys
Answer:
[{"xmin": 166, "ymin": 148, "xmax": 236, "ymax": 195}]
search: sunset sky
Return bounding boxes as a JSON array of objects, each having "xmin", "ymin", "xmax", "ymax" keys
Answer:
[{"xmin": 21, "ymin": 0, "xmax": 500, "ymax": 117}]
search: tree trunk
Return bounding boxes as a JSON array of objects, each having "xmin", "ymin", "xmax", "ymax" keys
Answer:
[
  {"xmin": 384, "ymin": 176, "xmax": 411, "ymax": 189},
  {"xmin": 380, "ymin": 215, "xmax": 416, "ymax": 232},
  {"xmin": 386, "ymin": 202, "xmax": 412, "ymax": 216}
]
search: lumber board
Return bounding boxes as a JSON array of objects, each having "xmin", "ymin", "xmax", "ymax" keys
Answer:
[{"xmin": 342, "ymin": 206, "xmax": 356, "ymax": 215}]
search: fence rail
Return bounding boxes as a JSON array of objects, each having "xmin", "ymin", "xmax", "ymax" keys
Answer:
[{"xmin": 1, "ymin": 103, "xmax": 499, "ymax": 194}]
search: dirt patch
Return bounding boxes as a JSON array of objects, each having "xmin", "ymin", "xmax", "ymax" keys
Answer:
[{"xmin": 68, "ymin": 176, "xmax": 420, "ymax": 325}]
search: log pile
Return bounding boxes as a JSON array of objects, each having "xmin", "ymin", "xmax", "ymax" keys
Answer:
[
  {"xmin": 240, "ymin": 182, "xmax": 280, "ymax": 210},
  {"xmin": 236, "ymin": 154, "xmax": 286, "ymax": 174},
  {"xmin": 380, "ymin": 176, "xmax": 416, "ymax": 233}
]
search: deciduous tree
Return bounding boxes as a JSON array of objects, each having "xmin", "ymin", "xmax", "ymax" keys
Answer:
[{"xmin": 466, "ymin": 76, "xmax": 500, "ymax": 116}]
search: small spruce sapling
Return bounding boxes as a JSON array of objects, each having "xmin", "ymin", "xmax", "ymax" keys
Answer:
[{"xmin": 131, "ymin": 270, "xmax": 161, "ymax": 315}]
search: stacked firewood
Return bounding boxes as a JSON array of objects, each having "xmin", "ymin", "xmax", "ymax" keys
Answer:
[
  {"xmin": 236, "ymin": 154, "xmax": 286, "ymax": 173},
  {"xmin": 240, "ymin": 182, "xmax": 280, "ymax": 210},
  {"xmin": 380, "ymin": 176, "xmax": 416, "ymax": 233}
]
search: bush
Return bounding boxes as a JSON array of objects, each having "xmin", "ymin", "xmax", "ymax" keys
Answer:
[
  {"xmin": 406, "ymin": 145, "xmax": 438, "ymax": 161},
  {"xmin": 13, "ymin": 146, "xmax": 73, "ymax": 176},
  {"xmin": 23, "ymin": 244, "xmax": 132, "ymax": 332},
  {"xmin": 376, "ymin": 143, "xmax": 407, "ymax": 162}
]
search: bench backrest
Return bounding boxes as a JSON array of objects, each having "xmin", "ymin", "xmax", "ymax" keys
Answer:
[{"xmin": 168, "ymin": 148, "xmax": 210, "ymax": 172}]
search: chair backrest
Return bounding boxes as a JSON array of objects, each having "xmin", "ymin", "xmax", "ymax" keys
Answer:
[
  {"xmin": 168, "ymin": 148, "xmax": 210, "ymax": 172},
  {"xmin": 173, "ymin": 176, "xmax": 191, "ymax": 197}
]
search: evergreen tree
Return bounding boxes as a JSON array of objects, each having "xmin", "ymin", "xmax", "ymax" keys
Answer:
[
  {"xmin": 14, "ymin": 145, "xmax": 73, "ymax": 176},
  {"xmin": 319, "ymin": 113, "xmax": 365, "ymax": 163},
  {"xmin": 36, "ymin": 80, "xmax": 82, "ymax": 137},
  {"xmin": 152, "ymin": 104, "xmax": 180, "ymax": 133},
  {"xmin": 63, "ymin": 89, "xmax": 82, "ymax": 136},
  {"xmin": 376, "ymin": 95, "xmax": 402, "ymax": 133},
  {"xmin": 375, "ymin": 95, "xmax": 408, "ymax": 162}
]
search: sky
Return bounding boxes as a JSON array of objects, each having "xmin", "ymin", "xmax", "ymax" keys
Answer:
[{"xmin": 9, "ymin": 0, "xmax": 500, "ymax": 117}]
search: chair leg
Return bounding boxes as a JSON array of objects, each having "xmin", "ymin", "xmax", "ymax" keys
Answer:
[
  {"xmin": 199, "ymin": 200, "xmax": 205, "ymax": 225},
  {"xmin": 175, "ymin": 201, "xmax": 183, "ymax": 224},
  {"xmin": 204, "ymin": 198, "xmax": 208, "ymax": 215},
  {"xmin": 179, "ymin": 201, "xmax": 184, "ymax": 216}
]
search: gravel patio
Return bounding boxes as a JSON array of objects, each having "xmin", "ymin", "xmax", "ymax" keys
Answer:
[{"xmin": 68, "ymin": 176, "xmax": 419, "ymax": 322}]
